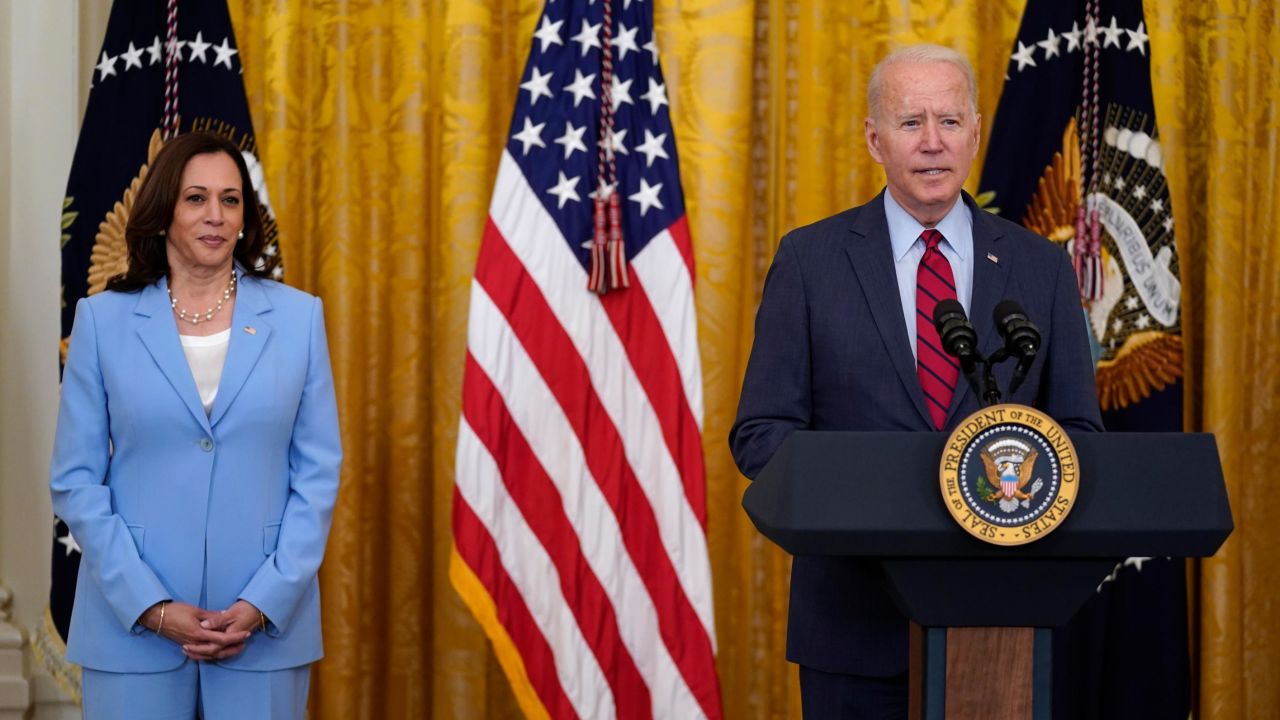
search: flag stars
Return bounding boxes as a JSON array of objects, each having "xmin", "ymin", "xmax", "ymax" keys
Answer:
[
  {"xmin": 640, "ymin": 78, "xmax": 668, "ymax": 114},
  {"xmin": 611, "ymin": 75, "xmax": 634, "ymax": 112},
  {"xmin": 1084, "ymin": 17, "xmax": 1100, "ymax": 46},
  {"xmin": 164, "ymin": 36, "xmax": 187, "ymax": 61},
  {"xmin": 1015, "ymin": 19, "xmax": 1152, "ymax": 69},
  {"xmin": 1125, "ymin": 295, "xmax": 1141, "ymax": 311},
  {"xmin": 1112, "ymin": 317, "xmax": 1125, "ymax": 334},
  {"xmin": 96, "ymin": 51, "xmax": 119, "ymax": 81},
  {"xmin": 1126, "ymin": 21, "xmax": 1149, "ymax": 55},
  {"xmin": 512, "ymin": 117, "xmax": 547, "ymax": 155},
  {"xmin": 554, "ymin": 121, "xmax": 588, "ymax": 159},
  {"xmin": 571, "ymin": 19, "xmax": 602, "ymax": 57},
  {"xmin": 547, "ymin": 171, "xmax": 582, "ymax": 208},
  {"xmin": 1011, "ymin": 40, "xmax": 1037, "ymax": 72},
  {"xmin": 1063, "ymin": 21, "xmax": 1083, "ymax": 53},
  {"xmin": 643, "ymin": 38, "xmax": 659, "ymax": 61},
  {"xmin": 212, "ymin": 38, "xmax": 239, "ymax": 69},
  {"xmin": 613, "ymin": 22, "xmax": 640, "ymax": 60},
  {"xmin": 120, "ymin": 42, "xmax": 145, "ymax": 71},
  {"xmin": 1133, "ymin": 185, "xmax": 1148, "ymax": 200},
  {"xmin": 1114, "ymin": 176, "xmax": 1126, "ymax": 190},
  {"xmin": 1124, "ymin": 556, "xmax": 1151, "ymax": 571},
  {"xmin": 635, "ymin": 128, "xmax": 669, "ymax": 167},
  {"xmin": 564, "ymin": 69, "xmax": 597, "ymax": 107},
  {"xmin": 56, "ymin": 528, "xmax": 81, "ymax": 557},
  {"xmin": 589, "ymin": 179, "xmax": 617, "ymax": 200},
  {"xmin": 1135, "ymin": 314, "xmax": 1152, "ymax": 330},
  {"xmin": 1150, "ymin": 198, "xmax": 1165, "ymax": 214},
  {"xmin": 629, "ymin": 178, "xmax": 664, "ymax": 216},
  {"xmin": 1037, "ymin": 28, "xmax": 1062, "ymax": 60},
  {"xmin": 533, "ymin": 15, "xmax": 565, "ymax": 53},
  {"xmin": 1163, "ymin": 216, "xmax": 1174, "ymax": 232},
  {"xmin": 522, "ymin": 66, "xmax": 555, "ymax": 105},
  {"xmin": 187, "ymin": 31, "xmax": 212, "ymax": 63},
  {"xmin": 1100, "ymin": 16, "xmax": 1124, "ymax": 49},
  {"xmin": 94, "ymin": 34, "xmax": 243, "ymax": 85},
  {"xmin": 608, "ymin": 128, "xmax": 629, "ymax": 157}
]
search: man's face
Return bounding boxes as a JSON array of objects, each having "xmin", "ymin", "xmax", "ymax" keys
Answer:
[{"xmin": 864, "ymin": 61, "xmax": 980, "ymax": 227}]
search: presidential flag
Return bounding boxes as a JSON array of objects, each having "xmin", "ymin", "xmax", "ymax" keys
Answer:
[
  {"xmin": 449, "ymin": 0, "xmax": 723, "ymax": 717},
  {"xmin": 44, "ymin": 0, "xmax": 278, "ymax": 701},
  {"xmin": 978, "ymin": 1, "xmax": 1187, "ymax": 717}
]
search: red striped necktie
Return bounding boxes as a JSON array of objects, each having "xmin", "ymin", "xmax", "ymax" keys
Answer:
[{"xmin": 915, "ymin": 229, "xmax": 959, "ymax": 429}]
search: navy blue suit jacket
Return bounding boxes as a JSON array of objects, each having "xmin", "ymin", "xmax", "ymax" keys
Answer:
[{"xmin": 729, "ymin": 191, "xmax": 1103, "ymax": 676}]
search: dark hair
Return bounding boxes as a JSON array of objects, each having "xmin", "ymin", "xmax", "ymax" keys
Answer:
[{"xmin": 106, "ymin": 131, "xmax": 271, "ymax": 292}]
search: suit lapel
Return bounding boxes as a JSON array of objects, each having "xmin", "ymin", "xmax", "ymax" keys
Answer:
[
  {"xmin": 944, "ymin": 194, "xmax": 1010, "ymax": 426},
  {"xmin": 846, "ymin": 193, "xmax": 934, "ymax": 429},
  {"xmin": 210, "ymin": 273, "xmax": 272, "ymax": 427},
  {"xmin": 135, "ymin": 280, "xmax": 213, "ymax": 434}
]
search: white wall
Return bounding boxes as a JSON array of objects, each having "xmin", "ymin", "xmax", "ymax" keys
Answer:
[{"xmin": 1, "ymin": 2, "xmax": 109, "ymax": 718}]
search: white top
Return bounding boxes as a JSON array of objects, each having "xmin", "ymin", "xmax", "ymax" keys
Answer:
[
  {"xmin": 179, "ymin": 329, "xmax": 231, "ymax": 415},
  {"xmin": 882, "ymin": 188, "xmax": 975, "ymax": 363}
]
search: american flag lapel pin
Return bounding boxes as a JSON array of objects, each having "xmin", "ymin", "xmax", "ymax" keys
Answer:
[
  {"xmin": 987, "ymin": 252, "xmax": 999, "ymax": 264},
  {"xmin": 244, "ymin": 326, "xmax": 256, "ymax": 335}
]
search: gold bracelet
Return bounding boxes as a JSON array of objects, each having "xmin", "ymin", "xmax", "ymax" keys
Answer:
[
  {"xmin": 258, "ymin": 611, "xmax": 267, "ymax": 633},
  {"xmin": 155, "ymin": 601, "xmax": 168, "ymax": 636}
]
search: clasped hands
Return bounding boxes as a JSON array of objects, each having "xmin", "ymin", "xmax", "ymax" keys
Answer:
[{"xmin": 140, "ymin": 599, "xmax": 265, "ymax": 661}]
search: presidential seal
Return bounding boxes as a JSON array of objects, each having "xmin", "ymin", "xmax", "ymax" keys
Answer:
[{"xmin": 939, "ymin": 404, "xmax": 1079, "ymax": 546}]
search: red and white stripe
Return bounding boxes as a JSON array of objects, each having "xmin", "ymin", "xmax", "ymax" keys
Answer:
[{"xmin": 454, "ymin": 150, "xmax": 721, "ymax": 719}]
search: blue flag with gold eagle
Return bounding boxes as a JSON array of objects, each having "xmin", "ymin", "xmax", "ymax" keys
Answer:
[
  {"xmin": 44, "ymin": 0, "xmax": 279, "ymax": 701},
  {"xmin": 978, "ymin": 1, "xmax": 1187, "ymax": 717}
]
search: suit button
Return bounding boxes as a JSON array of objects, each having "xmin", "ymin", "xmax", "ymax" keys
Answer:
[{"xmin": 199, "ymin": 438, "xmax": 214, "ymax": 452}]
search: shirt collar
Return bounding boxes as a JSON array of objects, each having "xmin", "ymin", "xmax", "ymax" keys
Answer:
[{"xmin": 883, "ymin": 188, "xmax": 973, "ymax": 262}]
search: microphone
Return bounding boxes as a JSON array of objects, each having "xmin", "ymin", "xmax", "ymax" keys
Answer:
[
  {"xmin": 932, "ymin": 299, "xmax": 983, "ymax": 399},
  {"xmin": 993, "ymin": 300, "xmax": 1041, "ymax": 394},
  {"xmin": 932, "ymin": 299, "xmax": 978, "ymax": 366}
]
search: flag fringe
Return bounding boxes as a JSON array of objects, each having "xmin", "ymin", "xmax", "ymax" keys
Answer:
[
  {"xmin": 449, "ymin": 545, "xmax": 551, "ymax": 720},
  {"xmin": 32, "ymin": 608, "xmax": 81, "ymax": 705}
]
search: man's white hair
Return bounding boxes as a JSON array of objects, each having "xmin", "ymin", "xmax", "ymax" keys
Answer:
[{"xmin": 867, "ymin": 44, "xmax": 978, "ymax": 119}]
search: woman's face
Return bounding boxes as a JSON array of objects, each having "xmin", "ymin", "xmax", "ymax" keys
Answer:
[{"xmin": 166, "ymin": 151, "xmax": 244, "ymax": 276}]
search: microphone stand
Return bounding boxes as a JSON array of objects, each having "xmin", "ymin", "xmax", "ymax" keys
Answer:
[{"xmin": 978, "ymin": 348, "xmax": 1008, "ymax": 407}]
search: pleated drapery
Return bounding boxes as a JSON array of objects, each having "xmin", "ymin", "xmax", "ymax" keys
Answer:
[{"xmin": 224, "ymin": 1, "xmax": 1280, "ymax": 716}]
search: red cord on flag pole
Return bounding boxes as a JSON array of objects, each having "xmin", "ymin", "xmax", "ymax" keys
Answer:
[
  {"xmin": 589, "ymin": 0, "xmax": 630, "ymax": 294},
  {"xmin": 1075, "ymin": 0, "xmax": 1103, "ymax": 301},
  {"xmin": 162, "ymin": 0, "xmax": 180, "ymax": 140}
]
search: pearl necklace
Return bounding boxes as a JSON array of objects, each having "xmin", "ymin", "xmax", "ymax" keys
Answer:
[{"xmin": 168, "ymin": 272, "xmax": 237, "ymax": 325}]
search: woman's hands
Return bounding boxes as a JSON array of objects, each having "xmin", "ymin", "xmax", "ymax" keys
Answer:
[{"xmin": 139, "ymin": 600, "xmax": 260, "ymax": 661}]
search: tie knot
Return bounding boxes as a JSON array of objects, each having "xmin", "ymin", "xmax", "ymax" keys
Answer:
[{"xmin": 920, "ymin": 229, "xmax": 944, "ymax": 252}]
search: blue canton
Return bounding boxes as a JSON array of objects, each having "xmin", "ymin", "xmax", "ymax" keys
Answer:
[{"xmin": 507, "ymin": 0, "xmax": 686, "ymax": 270}]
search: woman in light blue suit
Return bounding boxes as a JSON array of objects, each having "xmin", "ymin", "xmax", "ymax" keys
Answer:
[{"xmin": 50, "ymin": 131, "xmax": 342, "ymax": 719}]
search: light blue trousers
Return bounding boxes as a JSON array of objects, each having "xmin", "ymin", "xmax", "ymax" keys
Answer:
[{"xmin": 81, "ymin": 661, "xmax": 310, "ymax": 720}]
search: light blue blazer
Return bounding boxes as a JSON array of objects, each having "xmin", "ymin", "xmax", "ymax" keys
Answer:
[{"xmin": 50, "ymin": 270, "xmax": 342, "ymax": 673}]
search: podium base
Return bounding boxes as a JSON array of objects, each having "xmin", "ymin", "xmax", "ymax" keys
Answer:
[{"xmin": 909, "ymin": 624, "xmax": 1051, "ymax": 720}]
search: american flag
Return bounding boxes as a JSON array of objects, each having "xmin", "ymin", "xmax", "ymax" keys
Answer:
[{"xmin": 450, "ymin": 0, "xmax": 722, "ymax": 718}]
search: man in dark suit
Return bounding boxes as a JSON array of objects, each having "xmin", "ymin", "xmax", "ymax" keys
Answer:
[{"xmin": 729, "ymin": 44, "xmax": 1103, "ymax": 718}]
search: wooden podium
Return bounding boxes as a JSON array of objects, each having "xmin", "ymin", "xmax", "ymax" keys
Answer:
[{"xmin": 742, "ymin": 431, "xmax": 1232, "ymax": 719}]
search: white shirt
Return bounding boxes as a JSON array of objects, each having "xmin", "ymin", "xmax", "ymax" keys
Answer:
[
  {"xmin": 179, "ymin": 329, "xmax": 231, "ymax": 415},
  {"xmin": 882, "ymin": 188, "xmax": 975, "ymax": 363}
]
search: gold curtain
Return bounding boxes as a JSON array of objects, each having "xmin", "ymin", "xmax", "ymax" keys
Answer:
[
  {"xmin": 1147, "ymin": 3, "xmax": 1280, "ymax": 718},
  {"xmin": 223, "ymin": 0, "xmax": 1280, "ymax": 717}
]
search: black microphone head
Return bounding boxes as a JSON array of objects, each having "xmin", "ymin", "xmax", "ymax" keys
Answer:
[
  {"xmin": 933, "ymin": 298, "xmax": 966, "ymax": 325},
  {"xmin": 933, "ymin": 299, "xmax": 977, "ymax": 361},
  {"xmin": 993, "ymin": 299, "xmax": 1026, "ymax": 325},
  {"xmin": 993, "ymin": 299, "xmax": 1040, "ymax": 358}
]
